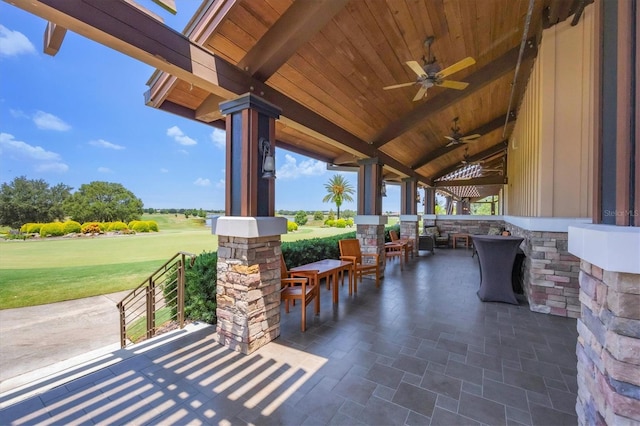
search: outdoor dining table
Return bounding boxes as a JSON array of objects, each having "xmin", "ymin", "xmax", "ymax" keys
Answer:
[
  {"xmin": 471, "ymin": 234, "xmax": 525, "ymax": 304},
  {"xmin": 290, "ymin": 259, "xmax": 353, "ymax": 304}
]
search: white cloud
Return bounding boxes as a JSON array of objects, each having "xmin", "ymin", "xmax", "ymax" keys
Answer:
[
  {"xmin": 89, "ymin": 139, "xmax": 125, "ymax": 150},
  {"xmin": 0, "ymin": 25, "xmax": 36, "ymax": 57},
  {"xmin": 0, "ymin": 133, "xmax": 69, "ymax": 173},
  {"xmin": 33, "ymin": 111, "xmax": 71, "ymax": 131},
  {"xmin": 9, "ymin": 109, "xmax": 29, "ymax": 119},
  {"xmin": 167, "ymin": 125, "xmax": 197, "ymax": 146},
  {"xmin": 194, "ymin": 177, "xmax": 211, "ymax": 187},
  {"xmin": 277, "ymin": 154, "xmax": 326, "ymax": 179},
  {"xmin": 35, "ymin": 163, "xmax": 69, "ymax": 173},
  {"xmin": 177, "ymin": 149, "xmax": 188, "ymax": 156},
  {"xmin": 210, "ymin": 129, "xmax": 225, "ymax": 149},
  {"xmin": 215, "ymin": 178, "xmax": 225, "ymax": 189},
  {"xmin": 160, "ymin": 168, "xmax": 169, "ymax": 173},
  {"xmin": 97, "ymin": 167, "xmax": 113, "ymax": 173}
]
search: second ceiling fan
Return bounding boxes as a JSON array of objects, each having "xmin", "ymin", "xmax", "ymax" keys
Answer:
[{"xmin": 383, "ymin": 36, "xmax": 476, "ymax": 101}]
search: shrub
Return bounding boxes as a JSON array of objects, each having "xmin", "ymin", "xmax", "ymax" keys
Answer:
[
  {"xmin": 63, "ymin": 221, "xmax": 81, "ymax": 234},
  {"xmin": 81, "ymin": 222, "xmax": 102, "ymax": 234},
  {"xmin": 287, "ymin": 221, "xmax": 298, "ymax": 232},
  {"xmin": 294, "ymin": 210, "xmax": 308, "ymax": 226},
  {"xmin": 21, "ymin": 223, "xmax": 40, "ymax": 234},
  {"xmin": 313, "ymin": 211, "xmax": 324, "ymax": 221},
  {"xmin": 146, "ymin": 220, "xmax": 159, "ymax": 232},
  {"xmin": 324, "ymin": 219, "xmax": 335, "ymax": 227},
  {"xmin": 346, "ymin": 218, "xmax": 354, "ymax": 227},
  {"xmin": 281, "ymin": 230, "xmax": 356, "ymax": 267},
  {"xmin": 40, "ymin": 222, "xmax": 64, "ymax": 237},
  {"xmin": 328, "ymin": 210, "xmax": 335, "ymax": 221},
  {"xmin": 108, "ymin": 221, "xmax": 128, "ymax": 232},
  {"xmin": 184, "ymin": 252, "xmax": 217, "ymax": 323},
  {"xmin": 98, "ymin": 222, "xmax": 109, "ymax": 232},
  {"xmin": 129, "ymin": 221, "xmax": 149, "ymax": 232},
  {"xmin": 335, "ymin": 218, "xmax": 347, "ymax": 228}
]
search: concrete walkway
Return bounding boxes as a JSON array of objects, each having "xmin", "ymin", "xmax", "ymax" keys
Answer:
[{"xmin": 0, "ymin": 291, "xmax": 129, "ymax": 394}]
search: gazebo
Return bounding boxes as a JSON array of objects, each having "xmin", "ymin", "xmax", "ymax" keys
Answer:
[{"xmin": 7, "ymin": 0, "xmax": 638, "ymax": 424}]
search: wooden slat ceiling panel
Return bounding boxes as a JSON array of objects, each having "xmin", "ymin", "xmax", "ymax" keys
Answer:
[
  {"xmin": 166, "ymin": 80, "xmax": 209, "ymax": 109},
  {"xmin": 379, "ymin": 73, "xmax": 514, "ymax": 167},
  {"xmin": 155, "ymin": 0, "xmax": 557, "ymax": 184}
]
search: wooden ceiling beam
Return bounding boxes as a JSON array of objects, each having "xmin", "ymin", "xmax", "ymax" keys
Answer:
[
  {"xmin": 237, "ymin": 0, "xmax": 349, "ymax": 81},
  {"xmin": 411, "ymin": 113, "xmax": 515, "ymax": 170},
  {"xmin": 371, "ymin": 39, "xmax": 538, "ymax": 148},
  {"xmin": 43, "ymin": 21, "xmax": 67, "ymax": 56},
  {"xmin": 430, "ymin": 140, "xmax": 509, "ymax": 181},
  {"xmin": 434, "ymin": 176, "xmax": 507, "ymax": 187}
]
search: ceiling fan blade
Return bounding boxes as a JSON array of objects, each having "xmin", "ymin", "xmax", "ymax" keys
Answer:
[
  {"xmin": 444, "ymin": 136, "xmax": 457, "ymax": 141},
  {"xmin": 438, "ymin": 80, "xmax": 469, "ymax": 90},
  {"xmin": 460, "ymin": 134, "xmax": 482, "ymax": 141},
  {"xmin": 406, "ymin": 60, "xmax": 426, "ymax": 77},
  {"xmin": 437, "ymin": 56, "xmax": 476, "ymax": 78},
  {"xmin": 383, "ymin": 82, "xmax": 416, "ymax": 90},
  {"xmin": 446, "ymin": 141, "xmax": 457, "ymax": 147},
  {"xmin": 412, "ymin": 85, "xmax": 428, "ymax": 102}
]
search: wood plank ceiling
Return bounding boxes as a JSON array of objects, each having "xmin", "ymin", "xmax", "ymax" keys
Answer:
[
  {"xmin": 145, "ymin": 0, "xmax": 590, "ymax": 197},
  {"xmin": 7, "ymin": 0, "xmax": 590, "ymax": 199}
]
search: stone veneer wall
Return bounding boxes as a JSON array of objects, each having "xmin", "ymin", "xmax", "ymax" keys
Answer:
[
  {"xmin": 215, "ymin": 235, "xmax": 281, "ymax": 354},
  {"xmin": 435, "ymin": 219, "xmax": 505, "ymax": 237},
  {"xmin": 504, "ymin": 224, "xmax": 581, "ymax": 318},
  {"xmin": 576, "ymin": 261, "xmax": 640, "ymax": 425},
  {"xmin": 356, "ymin": 224, "xmax": 385, "ymax": 275}
]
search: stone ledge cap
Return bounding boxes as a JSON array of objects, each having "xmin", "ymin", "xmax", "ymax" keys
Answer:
[
  {"xmin": 354, "ymin": 215, "xmax": 388, "ymax": 225},
  {"xmin": 211, "ymin": 216, "xmax": 287, "ymax": 238},
  {"xmin": 399, "ymin": 215, "xmax": 421, "ymax": 222},
  {"xmin": 569, "ymin": 224, "xmax": 640, "ymax": 274}
]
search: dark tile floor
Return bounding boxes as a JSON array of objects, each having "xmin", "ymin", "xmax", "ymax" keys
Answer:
[{"xmin": 0, "ymin": 249, "xmax": 579, "ymax": 425}]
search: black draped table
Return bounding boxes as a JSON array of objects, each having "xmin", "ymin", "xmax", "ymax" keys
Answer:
[{"xmin": 471, "ymin": 235, "xmax": 525, "ymax": 304}]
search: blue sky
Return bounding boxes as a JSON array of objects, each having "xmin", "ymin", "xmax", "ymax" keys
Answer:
[{"xmin": 0, "ymin": 1, "xmax": 402, "ymax": 212}]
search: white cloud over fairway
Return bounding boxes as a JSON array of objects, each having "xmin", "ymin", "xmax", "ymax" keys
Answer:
[
  {"xmin": 277, "ymin": 154, "xmax": 326, "ymax": 179},
  {"xmin": 194, "ymin": 177, "xmax": 211, "ymax": 186},
  {"xmin": 167, "ymin": 126, "xmax": 197, "ymax": 146},
  {"xmin": 33, "ymin": 111, "xmax": 71, "ymax": 131},
  {"xmin": 89, "ymin": 139, "xmax": 125, "ymax": 150},
  {"xmin": 0, "ymin": 25, "xmax": 35, "ymax": 57}
]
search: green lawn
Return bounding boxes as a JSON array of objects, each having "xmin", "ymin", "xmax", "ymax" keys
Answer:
[{"xmin": 0, "ymin": 214, "xmax": 359, "ymax": 309}]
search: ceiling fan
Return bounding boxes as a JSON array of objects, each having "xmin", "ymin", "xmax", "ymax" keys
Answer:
[
  {"xmin": 445, "ymin": 117, "xmax": 481, "ymax": 147},
  {"xmin": 383, "ymin": 36, "xmax": 476, "ymax": 101}
]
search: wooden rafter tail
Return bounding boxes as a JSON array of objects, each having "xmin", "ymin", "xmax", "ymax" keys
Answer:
[
  {"xmin": 43, "ymin": 21, "xmax": 66, "ymax": 56},
  {"xmin": 153, "ymin": 0, "xmax": 177, "ymax": 15},
  {"xmin": 123, "ymin": 0, "xmax": 164, "ymax": 23}
]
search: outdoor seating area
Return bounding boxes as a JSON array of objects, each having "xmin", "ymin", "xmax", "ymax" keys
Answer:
[{"xmin": 0, "ymin": 250, "xmax": 579, "ymax": 425}]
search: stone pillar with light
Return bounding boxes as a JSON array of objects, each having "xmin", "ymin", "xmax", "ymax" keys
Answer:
[
  {"xmin": 400, "ymin": 177, "xmax": 420, "ymax": 256},
  {"xmin": 211, "ymin": 93, "xmax": 287, "ymax": 355},
  {"xmin": 355, "ymin": 158, "xmax": 387, "ymax": 276}
]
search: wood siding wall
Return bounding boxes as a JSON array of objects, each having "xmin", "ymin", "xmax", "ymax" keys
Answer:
[{"xmin": 506, "ymin": 5, "xmax": 595, "ymax": 217}]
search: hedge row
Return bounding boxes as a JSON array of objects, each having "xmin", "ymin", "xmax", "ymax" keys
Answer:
[{"xmin": 19, "ymin": 220, "xmax": 160, "ymax": 237}]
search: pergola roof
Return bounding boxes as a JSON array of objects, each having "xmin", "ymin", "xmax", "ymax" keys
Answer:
[{"xmin": 14, "ymin": 0, "xmax": 590, "ymax": 196}]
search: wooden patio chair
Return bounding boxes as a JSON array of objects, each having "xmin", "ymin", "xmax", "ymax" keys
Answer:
[
  {"xmin": 389, "ymin": 230, "xmax": 414, "ymax": 258},
  {"xmin": 338, "ymin": 239, "xmax": 380, "ymax": 289},
  {"xmin": 280, "ymin": 255, "xmax": 319, "ymax": 332},
  {"xmin": 385, "ymin": 242, "xmax": 404, "ymax": 270}
]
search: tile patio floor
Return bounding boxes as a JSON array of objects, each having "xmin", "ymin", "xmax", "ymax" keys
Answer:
[{"xmin": 0, "ymin": 249, "xmax": 579, "ymax": 425}]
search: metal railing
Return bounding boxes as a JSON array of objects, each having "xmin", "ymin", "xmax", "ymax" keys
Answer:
[{"xmin": 117, "ymin": 251, "xmax": 196, "ymax": 348}]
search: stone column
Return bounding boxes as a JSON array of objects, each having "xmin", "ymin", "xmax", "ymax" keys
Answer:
[
  {"xmin": 575, "ymin": 262, "xmax": 640, "ymax": 425},
  {"xmin": 213, "ymin": 93, "xmax": 285, "ymax": 354},
  {"xmin": 569, "ymin": 224, "xmax": 640, "ymax": 425},
  {"xmin": 400, "ymin": 178, "xmax": 419, "ymax": 256},
  {"xmin": 355, "ymin": 216, "xmax": 387, "ymax": 277},
  {"xmin": 400, "ymin": 215, "xmax": 420, "ymax": 257},
  {"xmin": 212, "ymin": 217, "xmax": 287, "ymax": 354}
]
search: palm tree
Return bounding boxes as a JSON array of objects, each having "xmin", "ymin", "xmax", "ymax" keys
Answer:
[{"xmin": 322, "ymin": 174, "xmax": 355, "ymax": 219}]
